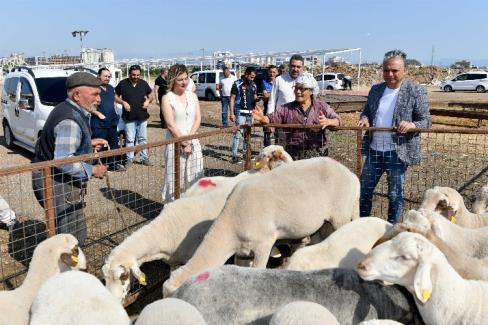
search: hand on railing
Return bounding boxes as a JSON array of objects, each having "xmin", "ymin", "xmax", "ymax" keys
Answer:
[{"xmin": 357, "ymin": 116, "xmax": 369, "ymax": 128}]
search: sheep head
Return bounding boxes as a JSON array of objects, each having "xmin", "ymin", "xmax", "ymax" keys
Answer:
[
  {"xmin": 357, "ymin": 232, "xmax": 436, "ymax": 304},
  {"xmin": 420, "ymin": 187, "xmax": 462, "ymax": 223},
  {"xmin": 253, "ymin": 145, "xmax": 293, "ymax": 171},
  {"xmin": 42, "ymin": 234, "xmax": 86, "ymax": 272},
  {"xmin": 102, "ymin": 260, "xmax": 147, "ymax": 303}
]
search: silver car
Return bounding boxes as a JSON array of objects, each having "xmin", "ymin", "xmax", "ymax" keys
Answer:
[{"xmin": 440, "ymin": 71, "xmax": 488, "ymax": 93}]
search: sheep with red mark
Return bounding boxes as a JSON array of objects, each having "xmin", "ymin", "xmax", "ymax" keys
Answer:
[{"xmin": 164, "ymin": 157, "xmax": 360, "ymax": 296}]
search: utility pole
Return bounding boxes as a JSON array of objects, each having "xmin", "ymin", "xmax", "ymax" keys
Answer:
[
  {"xmin": 201, "ymin": 48, "xmax": 205, "ymax": 70},
  {"xmin": 72, "ymin": 30, "xmax": 89, "ymax": 61},
  {"xmin": 431, "ymin": 45, "xmax": 435, "ymax": 66}
]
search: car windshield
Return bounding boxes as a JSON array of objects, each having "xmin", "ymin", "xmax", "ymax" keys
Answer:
[{"xmin": 34, "ymin": 77, "xmax": 68, "ymax": 106}]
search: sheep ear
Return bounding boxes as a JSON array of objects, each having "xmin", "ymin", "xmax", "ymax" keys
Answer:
[
  {"xmin": 60, "ymin": 252, "xmax": 78, "ymax": 267},
  {"xmin": 119, "ymin": 266, "xmax": 130, "ymax": 281},
  {"xmin": 413, "ymin": 261, "xmax": 433, "ymax": 304},
  {"xmin": 130, "ymin": 266, "xmax": 147, "ymax": 286}
]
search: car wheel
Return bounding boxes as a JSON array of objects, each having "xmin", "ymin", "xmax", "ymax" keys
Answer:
[
  {"xmin": 206, "ymin": 90, "xmax": 216, "ymax": 101},
  {"xmin": 476, "ymin": 85, "xmax": 486, "ymax": 93},
  {"xmin": 443, "ymin": 85, "xmax": 453, "ymax": 92},
  {"xmin": 3, "ymin": 122, "xmax": 15, "ymax": 149},
  {"xmin": 326, "ymin": 86, "xmax": 333, "ymax": 90}
]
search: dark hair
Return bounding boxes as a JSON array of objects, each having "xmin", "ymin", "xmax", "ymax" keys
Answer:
[
  {"xmin": 160, "ymin": 68, "xmax": 168, "ymax": 74},
  {"xmin": 129, "ymin": 65, "xmax": 141, "ymax": 73},
  {"xmin": 383, "ymin": 49, "xmax": 407, "ymax": 67},
  {"xmin": 97, "ymin": 67, "xmax": 110, "ymax": 76},
  {"xmin": 289, "ymin": 54, "xmax": 304, "ymax": 64},
  {"xmin": 245, "ymin": 67, "xmax": 257, "ymax": 75},
  {"xmin": 267, "ymin": 65, "xmax": 278, "ymax": 70}
]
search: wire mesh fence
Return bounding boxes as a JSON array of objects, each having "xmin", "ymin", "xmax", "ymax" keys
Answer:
[{"xmin": 1, "ymin": 124, "xmax": 488, "ymax": 304}]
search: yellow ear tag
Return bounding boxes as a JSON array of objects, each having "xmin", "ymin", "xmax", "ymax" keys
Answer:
[
  {"xmin": 70, "ymin": 255, "xmax": 79, "ymax": 264},
  {"xmin": 254, "ymin": 161, "xmax": 261, "ymax": 168},
  {"xmin": 137, "ymin": 274, "xmax": 147, "ymax": 285},
  {"xmin": 422, "ymin": 288, "xmax": 431, "ymax": 302},
  {"xmin": 450, "ymin": 216, "xmax": 457, "ymax": 224}
]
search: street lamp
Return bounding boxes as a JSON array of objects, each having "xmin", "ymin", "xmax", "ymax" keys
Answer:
[{"xmin": 72, "ymin": 30, "xmax": 89, "ymax": 51}]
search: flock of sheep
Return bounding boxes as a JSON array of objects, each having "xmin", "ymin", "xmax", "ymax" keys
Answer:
[{"xmin": 1, "ymin": 145, "xmax": 488, "ymax": 324}]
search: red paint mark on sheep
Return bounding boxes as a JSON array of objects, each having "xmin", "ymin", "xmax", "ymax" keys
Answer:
[
  {"xmin": 195, "ymin": 272, "xmax": 210, "ymax": 283},
  {"xmin": 198, "ymin": 179, "xmax": 217, "ymax": 188}
]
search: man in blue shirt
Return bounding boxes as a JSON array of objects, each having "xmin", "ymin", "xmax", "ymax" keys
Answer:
[
  {"xmin": 90, "ymin": 68, "xmax": 125, "ymax": 172},
  {"xmin": 32, "ymin": 72, "xmax": 108, "ymax": 245},
  {"xmin": 229, "ymin": 67, "xmax": 257, "ymax": 163},
  {"xmin": 262, "ymin": 65, "xmax": 278, "ymax": 146}
]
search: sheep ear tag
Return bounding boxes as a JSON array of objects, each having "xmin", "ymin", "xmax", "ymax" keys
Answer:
[
  {"xmin": 422, "ymin": 288, "xmax": 431, "ymax": 302},
  {"xmin": 414, "ymin": 262, "xmax": 433, "ymax": 304},
  {"xmin": 137, "ymin": 273, "xmax": 147, "ymax": 286},
  {"xmin": 60, "ymin": 252, "xmax": 78, "ymax": 267}
]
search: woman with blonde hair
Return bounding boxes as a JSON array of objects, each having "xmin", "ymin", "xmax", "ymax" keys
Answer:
[{"xmin": 161, "ymin": 64, "xmax": 204, "ymax": 201}]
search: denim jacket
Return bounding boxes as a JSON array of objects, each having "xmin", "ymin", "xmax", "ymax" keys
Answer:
[{"xmin": 360, "ymin": 79, "xmax": 431, "ymax": 165}]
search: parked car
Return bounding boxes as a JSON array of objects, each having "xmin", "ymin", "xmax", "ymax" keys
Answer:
[
  {"xmin": 440, "ymin": 71, "xmax": 488, "ymax": 93},
  {"xmin": 1, "ymin": 66, "xmax": 77, "ymax": 152},
  {"xmin": 190, "ymin": 69, "xmax": 235, "ymax": 101},
  {"xmin": 314, "ymin": 73, "xmax": 345, "ymax": 90}
]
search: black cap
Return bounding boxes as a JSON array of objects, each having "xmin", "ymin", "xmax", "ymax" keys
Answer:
[{"xmin": 66, "ymin": 72, "xmax": 103, "ymax": 89}]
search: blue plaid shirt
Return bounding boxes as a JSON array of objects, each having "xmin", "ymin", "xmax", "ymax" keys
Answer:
[{"xmin": 53, "ymin": 99, "xmax": 93, "ymax": 179}]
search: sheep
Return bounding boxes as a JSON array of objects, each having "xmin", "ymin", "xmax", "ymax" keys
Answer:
[
  {"xmin": 472, "ymin": 184, "xmax": 488, "ymax": 214},
  {"xmin": 357, "ymin": 232, "xmax": 488, "ymax": 325},
  {"xmin": 29, "ymin": 270, "xmax": 130, "ymax": 325},
  {"xmin": 164, "ymin": 157, "xmax": 360, "ymax": 296},
  {"xmin": 102, "ymin": 145, "xmax": 293, "ymax": 302},
  {"xmin": 0, "ymin": 234, "xmax": 86, "ymax": 325},
  {"xmin": 286, "ymin": 217, "xmax": 392, "ymax": 271},
  {"xmin": 182, "ymin": 145, "xmax": 293, "ymax": 197},
  {"xmin": 358, "ymin": 320, "xmax": 403, "ymax": 325},
  {"xmin": 172, "ymin": 265, "xmax": 421, "ymax": 325},
  {"xmin": 269, "ymin": 301, "xmax": 340, "ymax": 325},
  {"xmin": 384, "ymin": 221, "xmax": 488, "ymax": 281},
  {"xmin": 134, "ymin": 298, "xmax": 206, "ymax": 325},
  {"xmin": 375, "ymin": 208, "xmax": 488, "ymax": 259},
  {"xmin": 420, "ymin": 186, "xmax": 488, "ymax": 228}
]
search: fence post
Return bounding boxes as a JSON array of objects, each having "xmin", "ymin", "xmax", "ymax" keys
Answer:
[
  {"xmin": 42, "ymin": 167, "xmax": 56, "ymax": 237},
  {"xmin": 174, "ymin": 142, "xmax": 181, "ymax": 199},
  {"xmin": 356, "ymin": 129, "xmax": 363, "ymax": 177},
  {"xmin": 244, "ymin": 125, "xmax": 252, "ymax": 170}
]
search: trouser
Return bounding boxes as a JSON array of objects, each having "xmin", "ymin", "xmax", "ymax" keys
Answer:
[
  {"xmin": 359, "ymin": 150, "xmax": 406, "ymax": 224},
  {"xmin": 125, "ymin": 119, "xmax": 148, "ymax": 161},
  {"xmin": 221, "ymin": 96, "xmax": 230, "ymax": 127},
  {"xmin": 286, "ymin": 146, "xmax": 329, "ymax": 161},
  {"xmin": 32, "ymin": 169, "xmax": 87, "ymax": 246},
  {"xmin": 91, "ymin": 125, "xmax": 120, "ymax": 170},
  {"xmin": 232, "ymin": 114, "xmax": 253, "ymax": 158}
]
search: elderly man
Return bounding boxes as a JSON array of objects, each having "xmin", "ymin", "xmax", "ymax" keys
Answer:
[
  {"xmin": 357, "ymin": 49, "xmax": 431, "ymax": 224},
  {"xmin": 267, "ymin": 54, "xmax": 319, "ymax": 114},
  {"xmin": 115, "ymin": 65, "xmax": 153, "ymax": 166},
  {"xmin": 252, "ymin": 74, "xmax": 340, "ymax": 160},
  {"xmin": 32, "ymin": 72, "xmax": 108, "ymax": 245}
]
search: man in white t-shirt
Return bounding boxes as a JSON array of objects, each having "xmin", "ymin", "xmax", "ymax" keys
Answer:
[
  {"xmin": 357, "ymin": 49, "xmax": 431, "ymax": 224},
  {"xmin": 268, "ymin": 54, "xmax": 319, "ymax": 114},
  {"xmin": 219, "ymin": 67, "xmax": 237, "ymax": 127}
]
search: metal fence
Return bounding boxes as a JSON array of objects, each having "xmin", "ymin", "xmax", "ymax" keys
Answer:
[{"xmin": 1, "ymin": 124, "xmax": 488, "ymax": 304}]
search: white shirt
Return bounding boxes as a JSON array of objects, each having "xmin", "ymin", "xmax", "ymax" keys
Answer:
[
  {"xmin": 219, "ymin": 75, "xmax": 237, "ymax": 97},
  {"xmin": 268, "ymin": 72, "xmax": 319, "ymax": 114},
  {"xmin": 371, "ymin": 86, "xmax": 400, "ymax": 151}
]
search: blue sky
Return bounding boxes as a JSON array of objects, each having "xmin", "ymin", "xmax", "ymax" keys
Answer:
[{"xmin": 1, "ymin": 0, "xmax": 487, "ymax": 65}]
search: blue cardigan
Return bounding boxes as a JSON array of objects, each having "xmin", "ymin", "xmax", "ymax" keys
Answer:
[{"xmin": 360, "ymin": 79, "xmax": 432, "ymax": 165}]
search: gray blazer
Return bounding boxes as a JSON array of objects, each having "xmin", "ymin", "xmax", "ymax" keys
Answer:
[{"xmin": 360, "ymin": 79, "xmax": 431, "ymax": 166}]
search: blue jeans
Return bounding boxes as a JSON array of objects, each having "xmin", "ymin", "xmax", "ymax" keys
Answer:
[
  {"xmin": 232, "ymin": 114, "xmax": 252, "ymax": 158},
  {"xmin": 125, "ymin": 119, "xmax": 148, "ymax": 161},
  {"xmin": 221, "ymin": 96, "xmax": 230, "ymax": 127},
  {"xmin": 359, "ymin": 150, "xmax": 406, "ymax": 223}
]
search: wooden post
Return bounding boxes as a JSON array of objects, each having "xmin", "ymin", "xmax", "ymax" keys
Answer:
[
  {"xmin": 244, "ymin": 125, "xmax": 252, "ymax": 170},
  {"xmin": 356, "ymin": 129, "xmax": 363, "ymax": 177},
  {"xmin": 42, "ymin": 167, "xmax": 56, "ymax": 237}
]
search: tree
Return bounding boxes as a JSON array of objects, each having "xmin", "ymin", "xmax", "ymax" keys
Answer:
[
  {"xmin": 406, "ymin": 59, "xmax": 422, "ymax": 66},
  {"xmin": 450, "ymin": 60, "xmax": 471, "ymax": 69}
]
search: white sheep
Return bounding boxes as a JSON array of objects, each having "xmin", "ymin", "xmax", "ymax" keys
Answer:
[
  {"xmin": 29, "ymin": 270, "xmax": 130, "ymax": 325},
  {"xmin": 357, "ymin": 232, "xmax": 488, "ymax": 325},
  {"xmin": 134, "ymin": 298, "xmax": 206, "ymax": 325},
  {"xmin": 182, "ymin": 144, "xmax": 293, "ymax": 197},
  {"xmin": 0, "ymin": 234, "xmax": 86, "ymax": 325},
  {"xmin": 472, "ymin": 184, "xmax": 488, "ymax": 214},
  {"xmin": 358, "ymin": 320, "xmax": 403, "ymax": 325},
  {"xmin": 103, "ymin": 145, "xmax": 293, "ymax": 302},
  {"xmin": 286, "ymin": 217, "xmax": 392, "ymax": 271},
  {"xmin": 420, "ymin": 186, "xmax": 488, "ymax": 228},
  {"xmin": 164, "ymin": 157, "xmax": 360, "ymax": 296},
  {"xmin": 383, "ymin": 221, "xmax": 488, "ymax": 281},
  {"xmin": 269, "ymin": 301, "xmax": 340, "ymax": 325}
]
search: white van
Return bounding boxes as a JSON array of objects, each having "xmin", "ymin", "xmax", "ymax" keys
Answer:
[
  {"xmin": 190, "ymin": 69, "xmax": 235, "ymax": 101},
  {"xmin": 1, "ymin": 66, "xmax": 75, "ymax": 152}
]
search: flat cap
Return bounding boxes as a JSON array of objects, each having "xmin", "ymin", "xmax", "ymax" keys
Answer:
[{"xmin": 66, "ymin": 72, "xmax": 103, "ymax": 89}]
